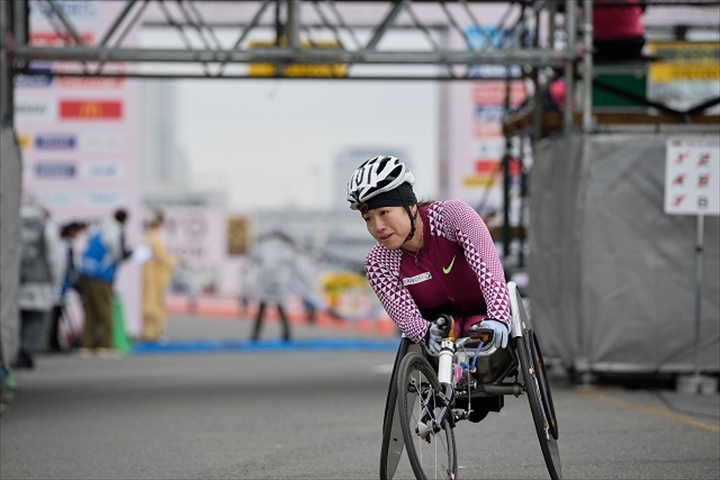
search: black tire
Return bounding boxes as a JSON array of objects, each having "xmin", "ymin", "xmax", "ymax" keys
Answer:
[
  {"xmin": 530, "ymin": 330, "xmax": 559, "ymax": 439},
  {"xmin": 380, "ymin": 338, "xmax": 414, "ymax": 480},
  {"xmin": 516, "ymin": 331, "xmax": 562, "ymax": 480},
  {"xmin": 397, "ymin": 352, "xmax": 457, "ymax": 480}
]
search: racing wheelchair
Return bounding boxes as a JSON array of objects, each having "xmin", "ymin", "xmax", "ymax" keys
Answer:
[{"xmin": 379, "ymin": 281, "xmax": 561, "ymax": 480}]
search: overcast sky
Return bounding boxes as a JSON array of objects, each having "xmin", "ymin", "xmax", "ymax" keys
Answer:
[
  {"xmin": 158, "ymin": 2, "xmax": 720, "ymax": 213},
  {"xmin": 175, "ymin": 78, "xmax": 439, "ymax": 212}
]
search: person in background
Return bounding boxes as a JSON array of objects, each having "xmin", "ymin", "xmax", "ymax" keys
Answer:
[
  {"xmin": 248, "ymin": 229, "xmax": 301, "ymax": 342},
  {"xmin": 592, "ymin": 0, "xmax": 647, "ymax": 62},
  {"xmin": 77, "ymin": 209, "xmax": 132, "ymax": 355},
  {"xmin": 15, "ymin": 196, "xmax": 63, "ymax": 369},
  {"xmin": 47, "ymin": 221, "xmax": 86, "ymax": 352},
  {"xmin": 141, "ymin": 209, "xmax": 177, "ymax": 342},
  {"xmin": 544, "ymin": 0, "xmax": 647, "ymax": 111},
  {"xmin": 347, "ymin": 156, "xmax": 511, "ymax": 423},
  {"xmin": 238, "ymin": 256, "xmax": 257, "ymax": 318}
]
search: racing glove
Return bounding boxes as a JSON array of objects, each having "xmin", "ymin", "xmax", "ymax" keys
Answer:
[
  {"xmin": 480, "ymin": 318, "xmax": 510, "ymax": 349},
  {"xmin": 424, "ymin": 314, "xmax": 452, "ymax": 355}
]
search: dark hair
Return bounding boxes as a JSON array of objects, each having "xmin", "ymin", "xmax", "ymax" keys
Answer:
[
  {"xmin": 60, "ymin": 221, "xmax": 86, "ymax": 238},
  {"xmin": 153, "ymin": 209, "xmax": 164, "ymax": 225},
  {"xmin": 114, "ymin": 209, "xmax": 128, "ymax": 224}
]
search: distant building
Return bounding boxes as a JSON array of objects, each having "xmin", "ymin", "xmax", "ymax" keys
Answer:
[
  {"xmin": 332, "ymin": 147, "xmax": 409, "ymax": 210},
  {"xmin": 141, "ymin": 80, "xmax": 223, "ymax": 208},
  {"xmin": 142, "ymin": 79, "xmax": 187, "ymax": 186},
  {"xmin": 143, "ymin": 185, "xmax": 227, "ymax": 208}
]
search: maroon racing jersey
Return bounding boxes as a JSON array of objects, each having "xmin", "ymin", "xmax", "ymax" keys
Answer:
[{"xmin": 365, "ymin": 200, "xmax": 511, "ymax": 344}]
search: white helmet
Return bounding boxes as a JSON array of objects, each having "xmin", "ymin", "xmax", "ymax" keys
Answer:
[{"xmin": 346, "ymin": 156, "xmax": 415, "ymax": 211}]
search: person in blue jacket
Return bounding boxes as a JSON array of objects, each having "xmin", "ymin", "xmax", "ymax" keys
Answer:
[{"xmin": 78, "ymin": 209, "xmax": 132, "ymax": 353}]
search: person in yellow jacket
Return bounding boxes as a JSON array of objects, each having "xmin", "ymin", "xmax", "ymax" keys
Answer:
[{"xmin": 141, "ymin": 209, "xmax": 177, "ymax": 341}]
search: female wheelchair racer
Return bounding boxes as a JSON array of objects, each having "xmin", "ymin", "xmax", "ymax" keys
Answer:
[{"xmin": 346, "ymin": 156, "xmax": 561, "ymax": 480}]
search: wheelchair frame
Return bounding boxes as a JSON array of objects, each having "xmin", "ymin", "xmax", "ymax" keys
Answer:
[{"xmin": 379, "ymin": 281, "xmax": 562, "ymax": 480}]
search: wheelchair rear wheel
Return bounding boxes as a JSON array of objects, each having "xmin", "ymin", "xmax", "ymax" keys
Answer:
[
  {"xmin": 517, "ymin": 330, "xmax": 562, "ymax": 480},
  {"xmin": 380, "ymin": 338, "xmax": 415, "ymax": 480},
  {"xmin": 397, "ymin": 352, "xmax": 457, "ymax": 480}
]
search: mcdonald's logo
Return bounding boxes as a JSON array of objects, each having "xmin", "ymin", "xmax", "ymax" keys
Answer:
[{"xmin": 59, "ymin": 100, "xmax": 122, "ymax": 119}]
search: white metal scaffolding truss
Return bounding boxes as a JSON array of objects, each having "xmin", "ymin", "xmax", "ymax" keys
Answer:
[{"xmin": 5, "ymin": 0, "xmax": 581, "ymax": 79}]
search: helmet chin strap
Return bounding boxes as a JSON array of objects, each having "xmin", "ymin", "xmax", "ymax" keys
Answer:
[{"xmin": 398, "ymin": 189, "xmax": 417, "ymax": 243}]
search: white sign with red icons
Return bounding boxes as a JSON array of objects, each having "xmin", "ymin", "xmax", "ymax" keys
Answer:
[{"xmin": 664, "ymin": 137, "xmax": 720, "ymax": 216}]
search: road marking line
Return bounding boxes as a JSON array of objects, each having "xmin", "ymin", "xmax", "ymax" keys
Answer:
[{"xmin": 577, "ymin": 390, "xmax": 720, "ymax": 433}]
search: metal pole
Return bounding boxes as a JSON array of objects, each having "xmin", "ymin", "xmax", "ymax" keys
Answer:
[
  {"xmin": 563, "ymin": 0, "xmax": 576, "ymax": 131},
  {"xmin": 502, "ymin": 75, "xmax": 512, "ymax": 260},
  {"xmin": 286, "ymin": 0, "xmax": 300, "ymax": 49},
  {"xmin": 548, "ymin": 0, "xmax": 556, "ymax": 50},
  {"xmin": 0, "ymin": 0, "xmax": 14, "ymax": 127},
  {"xmin": 582, "ymin": 0, "xmax": 593, "ymax": 132},
  {"xmin": 12, "ymin": 0, "xmax": 26, "ymax": 48},
  {"xmin": 502, "ymin": 150, "xmax": 511, "ymax": 261},
  {"xmin": 98, "ymin": 0, "xmax": 139, "ymax": 47},
  {"xmin": 693, "ymin": 213, "xmax": 704, "ymax": 380}
]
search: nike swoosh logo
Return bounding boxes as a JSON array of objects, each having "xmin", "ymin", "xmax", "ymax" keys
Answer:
[{"xmin": 442, "ymin": 255, "xmax": 456, "ymax": 274}]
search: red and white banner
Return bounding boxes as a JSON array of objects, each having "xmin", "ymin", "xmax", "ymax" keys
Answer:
[{"xmin": 15, "ymin": 1, "xmax": 143, "ymax": 335}]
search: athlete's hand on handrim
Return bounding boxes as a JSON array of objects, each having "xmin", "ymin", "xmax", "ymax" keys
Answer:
[
  {"xmin": 480, "ymin": 318, "xmax": 510, "ymax": 349},
  {"xmin": 425, "ymin": 314, "xmax": 452, "ymax": 354}
]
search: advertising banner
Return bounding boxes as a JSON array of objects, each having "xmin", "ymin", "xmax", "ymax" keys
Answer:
[
  {"xmin": 14, "ymin": 1, "xmax": 143, "ymax": 336},
  {"xmin": 447, "ymin": 80, "xmax": 525, "ymax": 219},
  {"xmin": 447, "ymin": 25, "xmax": 527, "ymax": 227},
  {"xmin": 161, "ymin": 208, "xmax": 245, "ymax": 298}
]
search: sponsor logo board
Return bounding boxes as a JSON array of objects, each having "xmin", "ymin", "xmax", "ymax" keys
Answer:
[
  {"xmin": 473, "ymin": 122, "xmax": 503, "ymax": 138},
  {"xmin": 473, "ymin": 106, "xmax": 505, "ymax": 122},
  {"xmin": 82, "ymin": 162, "xmax": 124, "ymax": 179},
  {"xmin": 34, "ymin": 162, "xmax": 76, "ymax": 178},
  {"xmin": 85, "ymin": 190, "xmax": 125, "ymax": 206},
  {"xmin": 35, "ymin": 134, "xmax": 77, "ymax": 149},
  {"xmin": 17, "ymin": 134, "xmax": 31, "ymax": 150},
  {"xmin": 473, "ymin": 140, "xmax": 505, "ymax": 159},
  {"xmin": 55, "ymin": 75, "xmax": 124, "ymax": 89},
  {"xmin": 462, "ymin": 176, "xmax": 497, "ymax": 188},
  {"xmin": 474, "ymin": 159, "xmax": 521, "ymax": 176},
  {"xmin": 472, "ymin": 82, "xmax": 525, "ymax": 107},
  {"xmin": 36, "ymin": 190, "xmax": 76, "ymax": 207},
  {"xmin": 15, "ymin": 99, "xmax": 56, "ymax": 121},
  {"xmin": 14, "ymin": 67, "xmax": 53, "ymax": 87},
  {"xmin": 53, "ymin": 63, "xmax": 125, "ymax": 88},
  {"xmin": 79, "ymin": 133, "xmax": 126, "ymax": 153},
  {"xmin": 29, "ymin": 32, "xmax": 94, "ymax": 46},
  {"xmin": 29, "ymin": 1, "xmax": 98, "ymax": 22},
  {"xmin": 59, "ymin": 100, "xmax": 122, "ymax": 119}
]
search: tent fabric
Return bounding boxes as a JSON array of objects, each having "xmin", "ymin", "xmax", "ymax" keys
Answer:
[
  {"xmin": 0, "ymin": 127, "xmax": 23, "ymax": 368},
  {"xmin": 529, "ymin": 132, "xmax": 719, "ymax": 374}
]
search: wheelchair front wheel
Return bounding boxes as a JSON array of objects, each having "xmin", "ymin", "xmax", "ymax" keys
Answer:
[
  {"xmin": 517, "ymin": 330, "xmax": 562, "ymax": 480},
  {"xmin": 397, "ymin": 352, "xmax": 457, "ymax": 480}
]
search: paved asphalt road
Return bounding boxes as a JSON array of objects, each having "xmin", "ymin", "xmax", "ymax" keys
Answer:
[{"xmin": 1, "ymin": 314, "xmax": 719, "ymax": 480}]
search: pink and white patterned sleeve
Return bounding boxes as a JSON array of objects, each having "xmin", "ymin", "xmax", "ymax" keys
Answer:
[
  {"xmin": 438, "ymin": 200, "xmax": 511, "ymax": 325},
  {"xmin": 365, "ymin": 246, "xmax": 429, "ymax": 344}
]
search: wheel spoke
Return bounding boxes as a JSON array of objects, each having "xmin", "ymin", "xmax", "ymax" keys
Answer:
[{"xmin": 397, "ymin": 352, "xmax": 456, "ymax": 480}]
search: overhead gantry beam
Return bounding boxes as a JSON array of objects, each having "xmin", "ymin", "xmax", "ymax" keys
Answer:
[{"xmin": 8, "ymin": 0, "xmax": 580, "ymax": 80}]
